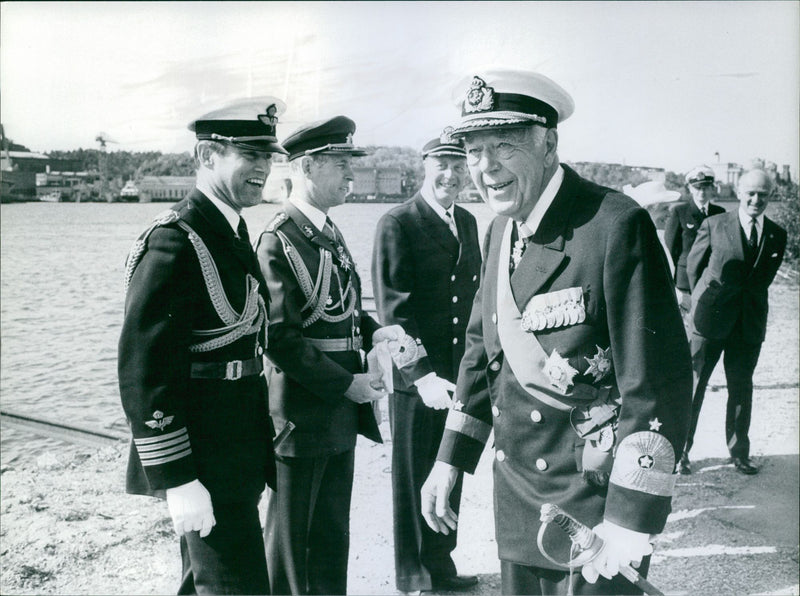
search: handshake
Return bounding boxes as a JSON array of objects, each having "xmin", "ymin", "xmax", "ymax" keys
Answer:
[{"xmin": 344, "ymin": 325, "xmax": 456, "ymax": 410}]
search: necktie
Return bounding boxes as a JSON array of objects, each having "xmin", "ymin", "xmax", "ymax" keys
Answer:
[
  {"xmin": 324, "ymin": 217, "xmax": 352, "ymax": 271},
  {"xmin": 748, "ymin": 218, "xmax": 759, "ymax": 252},
  {"xmin": 236, "ymin": 218, "xmax": 250, "ymax": 244},
  {"xmin": 701, "ymin": 206, "xmax": 707, "ymax": 217},
  {"xmin": 444, "ymin": 210, "xmax": 458, "ymax": 238},
  {"xmin": 510, "ymin": 223, "xmax": 533, "ymax": 274}
]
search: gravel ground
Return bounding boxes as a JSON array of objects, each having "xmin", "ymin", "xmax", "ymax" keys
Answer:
[{"xmin": 1, "ymin": 276, "xmax": 797, "ymax": 596}]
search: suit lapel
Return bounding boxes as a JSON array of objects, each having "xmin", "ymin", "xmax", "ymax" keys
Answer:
[
  {"xmin": 413, "ymin": 194, "xmax": 459, "ymax": 256},
  {"xmin": 724, "ymin": 211, "xmax": 745, "ymax": 263},
  {"xmin": 752, "ymin": 217, "xmax": 777, "ymax": 272}
]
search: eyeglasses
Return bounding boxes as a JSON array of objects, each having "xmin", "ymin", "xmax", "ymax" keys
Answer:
[{"xmin": 465, "ymin": 141, "xmax": 520, "ymax": 166}]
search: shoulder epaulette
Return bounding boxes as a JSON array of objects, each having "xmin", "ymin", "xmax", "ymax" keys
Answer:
[
  {"xmin": 124, "ymin": 210, "xmax": 181, "ymax": 292},
  {"xmin": 266, "ymin": 211, "xmax": 289, "ymax": 233}
]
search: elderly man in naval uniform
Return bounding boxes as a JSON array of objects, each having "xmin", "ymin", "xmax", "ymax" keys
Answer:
[
  {"xmin": 119, "ymin": 97, "xmax": 286, "ymax": 594},
  {"xmin": 420, "ymin": 70, "xmax": 692, "ymax": 595}
]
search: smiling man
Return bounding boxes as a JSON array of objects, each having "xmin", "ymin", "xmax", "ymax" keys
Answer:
[
  {"xmin": 119, "ymin": 97, "xmax": 287, "ymax": 594},
  {"xmin": 371, "ymin": 133, "xmax": 481, "ymax": 593},
  {"xmin": 420, "ymin": 70, "xmax": 692, "ymax": 595},
  {"xmin": 683, "ymin": 169, "xmax": 787, "ymax": 476},
  {"xmin": 255, "ymin": 115, "xmax": 404, "ymax": 595}
]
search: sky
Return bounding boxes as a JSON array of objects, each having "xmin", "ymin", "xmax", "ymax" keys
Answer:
[{"xmin": 1, "ymin": 1, "xmax": 798, "ymax": 176}]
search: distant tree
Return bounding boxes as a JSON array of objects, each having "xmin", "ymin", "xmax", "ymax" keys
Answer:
[
  {"xmin": 773, "ymin": 180, "xmax": 799, "ymax": 265},
  {"xmin": 135, "ymin": 152, "xmax": 195, "ymax": 178}
]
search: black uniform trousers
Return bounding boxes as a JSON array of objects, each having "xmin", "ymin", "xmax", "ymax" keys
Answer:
[
  {"xmin": 178, "ymin": 498, "xmax": 268, "ymax": 595},
  {"xmin": 685, "ymin": 318, "xmax": 762, "ymax": 459},
  {"xmin": 389, "ymin": 388, "xmax": 464, "ymax": 592},
  {"xmin": 500, "ymin": 558, "xmax": 651, "ymax": 595},
  {"xmin": 264, "ymin": 449, "xmax": 355, "ymax": 595}
]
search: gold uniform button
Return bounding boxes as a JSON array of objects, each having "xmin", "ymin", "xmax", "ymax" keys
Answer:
[
  {"xmin": 492, "ymin": 313, "xmax": 498, "ymax": 324},
  {"xmin": 453, "ymin": 317, "xmax": 459, "ymax": 325},
  {"xmin": 257, "ymin": 346, "xmax": 264, "ymax": 356},
  {"xmin": 472, "ymin": 274, "xmax": 478, "ymax": 282},
  {"xmin": 451, "ymin": 275, "xmax": 456, "ymax": 282},
  {"xmin": 489, "ymin": 361, "xmax": 501, "ymax": 372},
  {"xmin": 496, "ymin": 450, "xmax": 506, "ymax": 462},
  {"xmin": 354, "ymin": 310, "xmax": 359, "ymax": 317},
  {"xmin": 536, "ymin": 458, "xmax": 548, "ymax": 471},
  {"xmin": 452, "ymin": 337, "xmax": 458, "ymax": 345},
  {"xmin": 452, "ymin": 296, "xmax": 458, "ymax": 303},
  {"xmin": 530, "ymin": 410, "xmax": 543, "ymax": 423},
  {"xmin": 491, "ymin": 406, "xmax": 500, "ymax": 417}
]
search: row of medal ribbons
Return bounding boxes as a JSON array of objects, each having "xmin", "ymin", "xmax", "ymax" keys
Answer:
[{"xmin": 521, "ymin": 286, "xmax": 585, "ymax": 332}]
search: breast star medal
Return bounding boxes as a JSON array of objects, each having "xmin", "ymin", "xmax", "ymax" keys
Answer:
[
  {"xmin": 543, "ymin": 349, "xmax": 579, "ymax": 393},
  {"xmin": 584, "ymin": 346, "xmax": 613, "ymax": 382}
]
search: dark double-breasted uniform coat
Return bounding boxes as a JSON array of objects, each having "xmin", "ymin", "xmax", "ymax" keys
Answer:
[
  {"xmin": 664, "ymin": 199, "xmax": 725, "ymax": 292},
  {"xmin": 118, "ymin": 189, "xmax": 276, "ymax": 593},
  {"xmin": 437, "ymin": 166, "xmax": 693, "ymax": 577},
  {"xmin": 683, "ymin": 211, "xmax": 786, "ymax": 458},
  {"xmin": 255, "ymin": 201, "xmax": 382, "ymax": 595},
  {"xmin": 371, "ymin": 193, "xmax": 481, "ymax": 591}
]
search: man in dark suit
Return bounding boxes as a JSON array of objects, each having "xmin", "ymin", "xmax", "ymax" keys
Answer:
[
  {"xmin": 119, "ymin": 97, "xmax": 287, "ymax": 594},
  {"xmin": 681, "ymin": 169, "xmax": 786, "ymax": 476},
  {"xmin": 255, "ymin": 115, "xmax": 404, "ymax": 595},
  {"xmin": 421, "ymin": 70, "xmax": 692, "ymax": 595},
  {"xmin": 372, "ymin": 134, "xmax": 481, "ymax": 593},
  {"xmin": 664, "ymin": 165, "xmax": 725, "ymax": 323}
]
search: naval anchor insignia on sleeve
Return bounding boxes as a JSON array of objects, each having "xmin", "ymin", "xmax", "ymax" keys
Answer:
[{"xmin": 521, "ymin": 287, "xmax": 585, "ymax": 333}]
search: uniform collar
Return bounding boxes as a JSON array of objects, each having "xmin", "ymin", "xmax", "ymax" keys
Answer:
[
  {"xmin": 520, "ymin": 164, "xmax": 564, "ymax": 235},
  {"xmin": 420, "ymin": 187, "xmax": 455, "ymax": 224},
  {"xmin": 195, "ymin": 183, "xmax": 241, "ymax": 234},
  {"xmin": 692, "ymin": 197, "xmax": 710, "ymax": 214},
  {"xmin": 290, "ymin": 195, "xmax": 327, "ymax": 231}
]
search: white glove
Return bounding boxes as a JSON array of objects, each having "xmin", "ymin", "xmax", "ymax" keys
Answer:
[
  {"xmin": 165, "ymin": 479, "xmax": 216, "ymax": 538},
  {"xmin": 414, "ymin": 373, "xmax": 455, "ymax": 410},
  {"xmin": 581, "ymin": 521, "xmax": 654, "ymax": 583}
]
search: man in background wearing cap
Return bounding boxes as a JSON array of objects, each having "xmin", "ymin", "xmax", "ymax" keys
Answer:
[
  {"xmin": 682, "ymin": 169, "xmax": 786, "ymax": 476},
  {"xmin": 119, "ymin": 98, "xmax": 287, "ymax": 594},
  {"xmin": 420, "ymin": 70, "xmax": 692, "ymax": 595},
  {"xmin": 371, "ymin": 133, "xmax": 481, "ymax": 593},
  {"xmin": 255, "ymin": 115, "xmax": 404, "ymax": 595},
  {"xmin": 664, "ymin": 165, "xmax": 725, "ymax": 335}
]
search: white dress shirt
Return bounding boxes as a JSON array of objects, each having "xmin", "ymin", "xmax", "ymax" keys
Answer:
[{"xmin": 195, "ymin": 183, "xmax": 242, "ymax": 235}]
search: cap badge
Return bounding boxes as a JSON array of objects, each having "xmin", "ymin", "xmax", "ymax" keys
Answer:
[
  {"xmin": 440, "ymin": 127, "xmax": 456, "ymax": 144},
  {"xmin": 464, "ymin": 76, "xmax": 494, "ymax": 113},
  {"xmin": 345, "ymin": 132, "xmax": 354, "ymax": 145},
  {"xmin": 258, "ymin": 103, "xmax": 279, "ymax": 126}
]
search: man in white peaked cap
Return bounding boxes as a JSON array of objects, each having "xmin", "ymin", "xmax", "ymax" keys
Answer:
[{"xmin": 420, "ymin": 69, "xmax": 692, "ymax": 595}]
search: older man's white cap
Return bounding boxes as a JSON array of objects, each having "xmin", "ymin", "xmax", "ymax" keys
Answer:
[{"xmin": 448, "ymin": 69, "xmax": 574, "ymax": 136}]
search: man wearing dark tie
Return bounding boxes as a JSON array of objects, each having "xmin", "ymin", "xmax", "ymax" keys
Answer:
[
  {"xmin": 372, "ymin": 134, "xmax": 481, "ymax": 593},
  {"xmin": 664, "ymin": 165, "xmax": 725, "ymax": 324},
  {"xmin": 255, "ymin": 115, "xmax": 403, "ymax": 595},
  {"xmin": 681, "ymin": 169, "xmax": 787, "ymax": 475}
]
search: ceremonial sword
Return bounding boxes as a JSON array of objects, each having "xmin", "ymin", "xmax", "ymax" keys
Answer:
[{"xmin": 538, "ymin": 503, "xmax": 665, "ymax": 596}]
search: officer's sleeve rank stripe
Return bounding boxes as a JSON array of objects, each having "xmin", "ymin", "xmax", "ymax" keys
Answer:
[
  {"xmin": 134, "ymin": 427, "xmax": 192, "ymax": 466},
  {"xmin": 445, "ymin": 409, "xmax": 491, "ymax": 445},
  {"xmin": 609, "ymin": 431, "xmax": 677, "ymax": 497}
]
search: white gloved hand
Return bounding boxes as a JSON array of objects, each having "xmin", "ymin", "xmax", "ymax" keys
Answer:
[
  {"xmin": 414, "ymin": 373, "xmax": 455, "ymax": 410},
  {"xmin": 165, "ymin": 479, "xmax": 216, "ymax": 538},
  {"xmin": 581, "ymin": 521, "xmax": 654, "ymax": 583}
]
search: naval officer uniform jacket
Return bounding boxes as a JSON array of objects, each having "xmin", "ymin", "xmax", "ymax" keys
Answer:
[
  {"xmin": 437, "ymin": 165, "xmax": 692, "ymax": 574},
  {"xmin": 371, "ymin": 192, "xmax": 481, "ymax": 591},
  {"xmin": 118, "ymin": 188, "xmax": 276, "ymax": 593},
  {"xmin": 255, "ymin": 200, "xmax": 382, "ymax": 595},
  {"xmin": 664, "ymin": 199, "xmax": 725, "ymax": 292}
]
